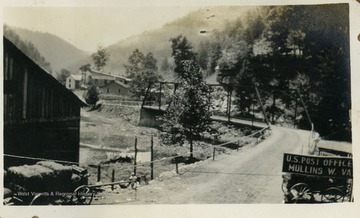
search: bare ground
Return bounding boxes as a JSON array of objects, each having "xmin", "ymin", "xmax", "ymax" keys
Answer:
[
  {"xmin": 90, "ymin": 126, "xmax": 311, "ymax": 204},
  {"xmin": 79, "ymin": 107, "xmax": 259, "ymax": 185}
]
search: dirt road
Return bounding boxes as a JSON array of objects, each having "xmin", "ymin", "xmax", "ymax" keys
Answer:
[{"xmin": 94, "ymin": 126, "xmax": 312, "ymax": 204}]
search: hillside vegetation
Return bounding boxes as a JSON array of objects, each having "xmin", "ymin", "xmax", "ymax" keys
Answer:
[
  {"xmin": 69, "ymin": 6, "xmax": 256, "ymax": 75},
  {"xmin": 8, "ymin": 26, "xmax": 90, "ymax": 73},
  {"xmin": 5, "ymin": 5, "xmax": 351, "ymax": 141}
]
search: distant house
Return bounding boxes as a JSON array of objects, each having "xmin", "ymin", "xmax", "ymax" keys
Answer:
[
  {"xmin": 99, "ymin": 80, "xmax": 130, "ymax": 96},
  {"xmin": 66, "ymin": 74, "xmax": 82, "ymax": 90},
  {"xmin": 81, "ymin": 69, "xmax": 131, "ymax": 89},
  {"xmin": 3, "ymin": 37, "xmax": 87, "ymax": 168}
]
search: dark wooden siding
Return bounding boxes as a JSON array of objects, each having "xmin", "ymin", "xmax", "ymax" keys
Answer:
[
  {"xmin": 3, "ymin": 37, "xmax": 85, "ymax": 168},
  {"xmin": 99, "ymin": 81, "xmax": 129, "ymax": 96}
]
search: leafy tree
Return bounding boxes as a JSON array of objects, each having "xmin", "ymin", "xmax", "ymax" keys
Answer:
[
  {"xmin": 197, "ymin": 41, "xmax": 210, "ymax": 73},
  {"xmin": 143, "ymin": 52, "xmax": 158, "ymax": 72},
  {"xmin": 243, "ymin": 11, "xmax": 267, "ymax": 46},
  {"xmin": 56, "ymin": 68, "xmax": 71, "ymax": 84},
  {"xmin": 160, "ymin": 57, "xmax": 170, "ymax": 72},
  {"xmin": 130, "ymin": 69, "xmax": 162, "ymax": 98},
  {"xmin": 91, "ymin": 46, "xmax": 110, "ymax": 71},
  {"xmin": 264, "ymin": 5, "xmax": 350, "ymax": 140},
  {"xmin": 161, "ymin": 36, "xmax": 213, "ymax": 158},
  {"xmin": 79, "ymin": 63, "xmax": 91, "ymax": 72},
  {"xmin": 84, "ymin": 85, "xmax": 99, "ymax": 108},
  {"xmin": 170, "ymin": 35, "xmax": 196, "ymax": 79},
  {"xmin": 160, "ymin": 60, "xmax": 212, "ymax": 158},
  {"xmin": 125, "ymin": 49, "xmax": 161, "ymax": 97},
  {"xmin": 124, "ymin": 49, "xmax": 145, "ymax": 78},
  {"xmin": 206, "ymin": 42, "xmax": 222, "ymax": 76}
]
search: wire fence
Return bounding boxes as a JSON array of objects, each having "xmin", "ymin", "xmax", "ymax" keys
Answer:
[
  {"xmin": 3, "ymin": 124, "xmax": 271, "ymax": 186},
  {"xmin": 4, "ymin": 154, "xmax": 80, "ymax": 165},
  {"xmin": 90, "ymin": 125, "xmax": 271, "ymax": 184},
  {"xmin": 3, "ymin": 123, "xmax": 272, "ymax": 205}
]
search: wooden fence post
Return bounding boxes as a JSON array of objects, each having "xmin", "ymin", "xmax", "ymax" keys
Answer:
[
  {"xmin": 111, "ymin": 169, "xmax": 115, "ymax": 190},
  {"xmin": 150, "ymin": 135, "xmax": 154, "ymax": 180},
  {"xmin": 213, "ymin": 147, "xmax": 216, "ymax": 161},
  {"xmin": 134, "ymin": 137, "xmax": 138, "ymax": 175},
  {"xmin": 294, "ymin": 99, "xmax": 298, "ymax": 128},
  {"xmin": 97, "ymin": 165, "xmax": 101, "ymax": 182}
]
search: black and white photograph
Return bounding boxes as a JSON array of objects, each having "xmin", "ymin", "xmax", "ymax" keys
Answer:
[{"xmin": 1, "ymin": 0, "xmax": 360, "ymax": 217}]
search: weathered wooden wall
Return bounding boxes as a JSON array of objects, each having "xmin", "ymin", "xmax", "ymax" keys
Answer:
[{"xmin": 3, "ymin": 37, "xmax": 85, "ymax": 168}]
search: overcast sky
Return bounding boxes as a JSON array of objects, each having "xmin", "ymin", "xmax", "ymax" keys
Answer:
[{"xmin": 3, "ymin": 7, "xmax": 198, "ymax": 52}]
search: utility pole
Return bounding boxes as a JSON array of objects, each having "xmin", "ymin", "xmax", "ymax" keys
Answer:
[
  {"xmin": 159, "ymin": 82, "xmax": 162, "ymax": 110},
  {"xmin": 150, "ymin": 135, "xmax": 154, "ymax": 180},
  {"xmin": 254, "ymin": 84, "xmax": 270, "ymax": 127},
  {"xmin": 227, "ymin": 88, "xmax": 232, "ymax": 123},
  {"xmin": 141, "ymin": 83, "xmax": 152, "ymax": 108},
  {"xmin": 296, "ymin": 89, "xmax": 312, "ymax": 129},
  {"xmin": 133, "ymin": 137, "xmax": 138, "ymax": 175}
]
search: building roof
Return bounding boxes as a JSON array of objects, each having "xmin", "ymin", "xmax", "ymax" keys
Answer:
[
  {"xmin": 4, "ymin": 37, "xmax": 87, "ymax": 107},
  {"xmin": 114, "ymin": 80, "xmax": 130, "ymax": 88},
  {"xmin": 317, "ymin": 140, "xmax": 352, "ymax": 154},
  {"xmin": 68, "ymin": 74, "xmax": 82, "ymax": 81},
  {"xmin": 92, "ymin": 75, "xmax": 115, "ymax": 80},
  {"xmin": 89, "ymin": 69, "xmax": 132, "ymax": 82},
  {"xmin": 100, "ymin": 80, "xmax": 130, "ymax": 89}
]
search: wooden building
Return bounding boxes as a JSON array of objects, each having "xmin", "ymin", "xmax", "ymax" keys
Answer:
[
  {"xmin": 99, "ymin": 80, "xmax": 130, "ymax": 96},
  {"xmin": 81, "ymin": 69, "xmax": 131, "ymax": 88},
  {"xmin": 65, "ymin": 74, "xmax": 82, "ymax": 90},
  {"xmin": 3, "ymin": 37, "xmax": 86, "ymax": 168}
]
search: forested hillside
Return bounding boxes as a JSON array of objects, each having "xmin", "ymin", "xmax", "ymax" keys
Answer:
[
  {"xmin": 197, "ymin": 4, "xmax": 350, "ymax": 141},
  {"xmin": 4, "ymin": 4, "xmax": 350, "ymax": 141},
  {"xmin": 7, "ymin": 25, "xmax": 90, "ymax": 73},
  {"xmin": 4, "ymin": 24, "xmax": 53, "ymax": 74},
  {"xmin": 69, "ymin": 6, "xmax": 255, "ymax": 75}
]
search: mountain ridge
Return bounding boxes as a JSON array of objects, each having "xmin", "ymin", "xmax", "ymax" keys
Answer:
[
  {"xmin": 8, "ymin": 6, "xmax": 254, "ymax": 76},
  {"xmin": 10, "ymin": 26, "xmax": 90, "ymax": 73},
  {"xmin": 69, "ymin": 6, "xmax": 254, "ymax": 76}
]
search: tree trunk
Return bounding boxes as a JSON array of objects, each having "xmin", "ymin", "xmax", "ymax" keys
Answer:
[{"xmin": 190, "ymin": 137, "xmax": 193, "ymax": 159}]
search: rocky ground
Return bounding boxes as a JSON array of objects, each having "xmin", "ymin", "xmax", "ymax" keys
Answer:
[
  {"xmin": 88, "ymin": 126, "xmax": 312, "ymax": 204},
  {"xmin": 81, "ymin": 104, "xmax": 352, "ymax": 205},
  {"xmin": 79, "ymin": 105, "xmax": 260, "ymax": 185}
]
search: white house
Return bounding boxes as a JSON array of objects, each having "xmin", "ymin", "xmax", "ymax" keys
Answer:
[
  {"xmin": 66, "ymin": 75, "xmax": 82, "ymax": 90},
  {"xmin": 81, "ymin": 69, "xmax": 131, "ymax": 88}
]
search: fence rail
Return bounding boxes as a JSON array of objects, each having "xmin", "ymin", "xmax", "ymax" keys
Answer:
[
  {"xmin": 4, "ymin": 121, "xmax": 271, "ymax": 188},
  {"xmin": 93, "ymin": 124, "xmax": 271, "ymax": 184}
]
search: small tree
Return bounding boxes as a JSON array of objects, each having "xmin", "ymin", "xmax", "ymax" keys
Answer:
[
  {"xmin": 125, "ymin": 49, "xmax": 161, "ymax": 97},
  {"xmin": 124, "ymin": 49, "xmax": 145, "ymax": 78},
  {"xmin": 80, "ymin": 63, "xmax": 91, "ymax": 72},
  {"xmin": 160, "ymin": 60, "xmax": 212, "ymax": 159},
  {"xmin": 130, "ymin": 69, "xmax": 162, "ymax": 98},
  {"xmin": 170, "ymin": 35, "xmax": 196, "ymax": 79},
  {"xmin": 91, "ymin": 46, "xmax": 110, "ymax": 71},
  {"xmin": 84, "ymin": 85, "xmax": 99, "ymax": 108}
]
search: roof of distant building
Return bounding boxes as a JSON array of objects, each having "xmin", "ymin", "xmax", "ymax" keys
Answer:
[
  {"xmin": 92, "ymin": 75, "xmax": 116, "ymax": 80},
  {"xmin": 100, "ymin": 80, "xmax": 130, "ymax": 89},
  {"xmin": 68, "ymin": 74, "xmax": 82, "ymax": 81},
  {"xmin": 89, "ymin": 69, "xmax": 132, "ymax": 81}
]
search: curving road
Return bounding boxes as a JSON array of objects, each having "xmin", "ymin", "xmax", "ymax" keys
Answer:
[{"xmin": 95, "ymin": 125, "xmax": 312, "ymax": 204}]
